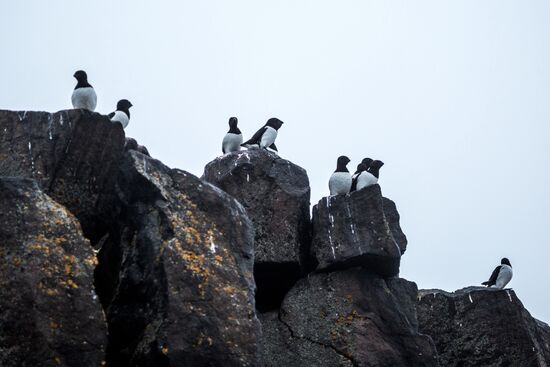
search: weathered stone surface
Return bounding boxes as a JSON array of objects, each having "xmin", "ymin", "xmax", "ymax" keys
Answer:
[
  {"xmin": 0, "ymin": 109, "xmax": 126, "ymax": 240},
  {"xmin": 382, "ymin": 197, "xmax": 407, "ymax": 254},
  {"xmin": 0, "ymin": 178, "xmax": 106, "ymax": 367},
  {"xmin": 124, "ymin": 137, "xmax": 150, "ymax": 156},
  {"xmin": 259, "ymin": 268, "xmax": 438, "ymax": 367},
  {"xmin": 96, "ymin": 150, "xmax": 260, "ymax": 367},
  {"xmin": 417, "ymin": 287, "xmax": 550, "ymax": 366},
  {"xmin": 202, "ymin": 149, "xmax": 311, "ymax": 310},
  {"xmin": 311, "ymin": 185, "xmax": 401, "ymax": 276}
]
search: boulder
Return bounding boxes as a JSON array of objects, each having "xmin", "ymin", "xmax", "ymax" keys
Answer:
[
  {"xmin": 0, "ymin": 177, "xmax": 106, "ymax": 367},
  {"xmin": 202, "ymin": 149, "xmax": 311, "ymax": 311},
  {"xmin": 311, "ymin": 185, "xmax": 401, "ymax": 276},
  {"xmin": 96, "ymin": 150, "xmax": 260, "ymax": 367},
  {"xmin": 382, "ymin": 197, "xmax": 408, "ymax": 254},
  {"xmin": 417, "ymin": 287, "xmax": 550, "ymax": 366},
  {"xmin": 259, "ymin": 268, "xmax": 438, "ymax": 366},
  {"xmin": 0, "ymin": 109, "xmax": 126, "ymax": 241}
]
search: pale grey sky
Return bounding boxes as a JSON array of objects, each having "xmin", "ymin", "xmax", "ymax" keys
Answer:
[{"xmin": 2, "ymin": 1, "xmax": 549, "ymax": 321}]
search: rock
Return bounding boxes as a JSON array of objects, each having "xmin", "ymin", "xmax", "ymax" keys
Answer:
[
  {"xmin": 382, "ymin": 197, "xmax": 408, "ymax": 254},
  {"xmin": 259, "ymin": 268, "xmax": 438, "ymax": 367},
  {"xmin": 311, "ymin": 185, "xmax": 401, "ymax": 276},
  {"xmin": 258, "ymin": 312, "xmax": 353, "ymax": 367},
  {"xmin": 417, "ymin": 287, "xmax": 550, "ymax": 366},
  {"xmin": 0, "ymin": 177, "xmax": 106, "ymax": 367},
  {"xmin": 96, "ymin": 150, "xmax": 260, "ymax": 367},
  {"xmin": 0, "ymin": 110, "xmax": 126, "ymax": 241},
  {"xmin": 202, "ymin": 149, "xmax": 311, "ymax": 311},
  {"xmin": 124, "ymin": 137, "xmax": 150, "ymax": 156}
]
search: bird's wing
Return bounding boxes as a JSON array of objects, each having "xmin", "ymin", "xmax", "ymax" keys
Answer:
[
  {"xmin": 350, "ymin": 174, "xmax": 359, "ymax": 192},
  {"xmin": 242, "ymin": 126, "xmax": 267, "ymax": 146},
  {"xmin": 482, "ymin": 265, "xmax": 501, "ymax": 286},
  {"xmin": 108, "ymin": 111, "xmax": 115, "ymax": 119}
]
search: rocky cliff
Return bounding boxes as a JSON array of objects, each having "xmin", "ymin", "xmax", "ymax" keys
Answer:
[{"xmin": 1, "ymin": 110, "xmax": 549, "ymax": 367}]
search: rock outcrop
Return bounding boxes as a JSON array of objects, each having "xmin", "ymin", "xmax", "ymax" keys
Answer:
[
  {"xmin": 97, "ymin": 151, "xmax": 260, "ymax": 367},
  {"xmin": 0, "ymin": 110, "xmax": 126, "ymax": 241},
  {"xmin": 203, "ymin": 149, "xmax": 311, "ymax": 311},
  {"xmin": 311, "ymin": 185, "xmax": 402, "ymax": 276},
  {"xmin": 417, "ymin": 287, "xmax": 550, "ymax": 366},
  {"xmin": 259, "ymin": 269, "xmax": 438, "ymax": 366},
  {"xmin": 0, "ymin": 177, "xmax": 106, "ymax": 367},
  {"xmin": 2, "ymin": 109, "xmax": 550, "ymax": 367}
]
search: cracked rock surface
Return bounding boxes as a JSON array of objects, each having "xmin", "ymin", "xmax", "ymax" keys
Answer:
[{"xmin": 259, "ymin": 268, "xmax": 438, "ymax": 367}]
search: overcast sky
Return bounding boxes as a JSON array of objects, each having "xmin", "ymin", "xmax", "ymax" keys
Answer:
[{"xmin": 2, "ymin": 1, "xmax": 549, "ymax": 322}]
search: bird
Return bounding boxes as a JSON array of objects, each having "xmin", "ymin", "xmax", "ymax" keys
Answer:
[
  {"xmin": 108, "ymin": 99, "xmax": 133, "ymax": 128},
  {"xmin": 482, "ymin": 258, "xmax": 513, "ymax": 289},
  {"xmin": 351, "ymin": 163, "xmax": 368, "ymax": 192},
  {"xmin": 222, "ymin": 117, "xmax": 243, "ymax": 154},
  {"xmin": 351, "ymin": 158, "xmax": 373, "ymax": 192},
  {"xmin": 329, "ymin": 156, "xmax": 352, "ymax": 195},
  {"xmin": 241, "ymin": 118, "xmax": 284, "ymax": 150},
  {"xmin": 356, "ymin": 160, "xmax": 384, "ymax": 190},
  {"xmin": 367, "ymin": 160, "xmax": 384, "ymax": 179},
  {"xmin": 71, "ymin": 70, "xmax": 97, "ymax": 111}
]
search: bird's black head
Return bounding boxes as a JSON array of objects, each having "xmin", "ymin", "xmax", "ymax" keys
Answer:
[
  {"xmin": 116, "ymin": 99, "xmax": 133, "ymax": 111},
  {"xmin": 73, "ymin": 70, "xmax": 88, "ymax": 82},
  {"xmin": 336, "ymin": 155, "xmax": 351, "ymax": 172},
  {"xmin": 266, "ymin": 118, "xmax": 284, "ymax": 130},
  {"xmin": 368, "ymin": 160, "xmax": 384, "ymax": 178},
  {"xmin": 357, "ymin": 163, "xmax": 368, "ymax": 172},
  {"xmin": 501, "ymin": 258, "xmax": 511, "ymax": 267},
  {"xmin": 361, "ymin": 158, "xmax": 373, "ymax": 167},
  {"xmin": 229, "ymin": 117, "xmax": 238, "ymax": 128}
]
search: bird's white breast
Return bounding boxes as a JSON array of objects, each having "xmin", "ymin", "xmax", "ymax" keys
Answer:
[
  {"xmin": 222, "ymin": 133, "xmax": 243, "ymax": 153},
  {"xmin": 71, "ymin": 87, "xmax": 97, "ymax": 111},
  {"xmin": 111, "ymin": 111, "xmax": 130, "ymax": 128},
  {"xmin": 260, "ymin": 126, "xmax": 278, "ymax": 148},
  {"xmin": 494, "ymin": 264, "xmax": 513, "ymax": 289},
  {"xmin": 329, "ymin": 172, "xmax": 352, "ymax": 195},
  {"xmin": 356, "ymin": 171, "xmax": 378, "ymax": 190}
]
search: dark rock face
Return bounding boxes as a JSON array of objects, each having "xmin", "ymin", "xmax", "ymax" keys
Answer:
[
  {"xmin": 202, "ymin": 149, "xmax": 311, "ymax": 311},
  {"xmin": 97, "ymin": 151, "xmax": 260, "ymax": 367},
  {"xmin": 311, "ymin": 185, "xmax": 401, "ymax": 276},
  {"xmin": 0, "ymin": 178, "xmax": 106, "ymax": 367},
  {"xmin": 382, "ymin": 197, "xmax": 407, "ymax": 254},
  {"xmin": 417, "ymin": 287, "xmax": 550, "ymax": 366},
  {"xmin": 0, "ymin": 110, "xmax": 126, "ymax": 241},
  {"xmin": 259, "ymin": 269, "xmax": 438, "ymax": 367}
]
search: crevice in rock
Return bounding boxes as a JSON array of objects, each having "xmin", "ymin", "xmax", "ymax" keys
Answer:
[
  {"xmin": 277, "ymin": 312, "xmax": 359, "ymax": 367},
  {"xmin": 254, "ymin": 262, "xmax": 301, "ymax": 313}
]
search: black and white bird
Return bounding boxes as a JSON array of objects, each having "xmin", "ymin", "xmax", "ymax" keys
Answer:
[
  {"xmin": 108, "ymin": 99, "xmax": 133, "ymax": 128},
  {"xmin": 222, "ymin": 117, "xmax": 243, "ymax": 154},
  {"xmin": 351, "ymin": 158, "xmax": 373, "ymax": 192},
  {"xmin": 329, "ymin": 156, "xmax": 352, "ymax": 195},
  {"xmin": 482, "ymin": 258, "xmax": 513, "ymax": 289},
  {"xmin": 355, "ymin": 160, "xmax": 384, "ymax": 190},
  {"xmin": 241, "ymin": 118, "xmax": 284, "ymax": 150},
  {"xmin": 351, "ymin": 163, "xmax": 368, "ymax": 192},
  {"xmin": 71, "ymin": 70, "xmax": 97, "ymax": 111}
]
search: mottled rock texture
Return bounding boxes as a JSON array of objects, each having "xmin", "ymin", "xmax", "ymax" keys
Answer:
[
  {"xmin": 203, "ymin": 149, "xmax": 311, "ymax": 311},
  {"xmin": 0, "ymin": 177, "xmax": 106, "ymax": 367},
  {"xmin": 259, "ymin": 268, "xmax": 438, "ymax": 367},
  {"xmin": 96, "ymin": 151, "xmax": 260, "ymax": 367},
  {"xmin": 382, "ymin": 197, "xmax": 408, "ymax": 254},
  {"xmin": 311, "ymin": 185, "xmax": 401, "ymax": 276},
  {"xmin": 417, "ymin": 287, "xmax": 550, "ymax": 366},
  {"xmin": 0, "ymin": 109, "xmax": 125, "ymax": 241}
]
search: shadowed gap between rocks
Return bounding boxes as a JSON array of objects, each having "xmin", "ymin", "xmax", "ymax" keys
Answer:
[{"xmin": 254, "ymin": 262, "xmax": 301, "ymax": 313}]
